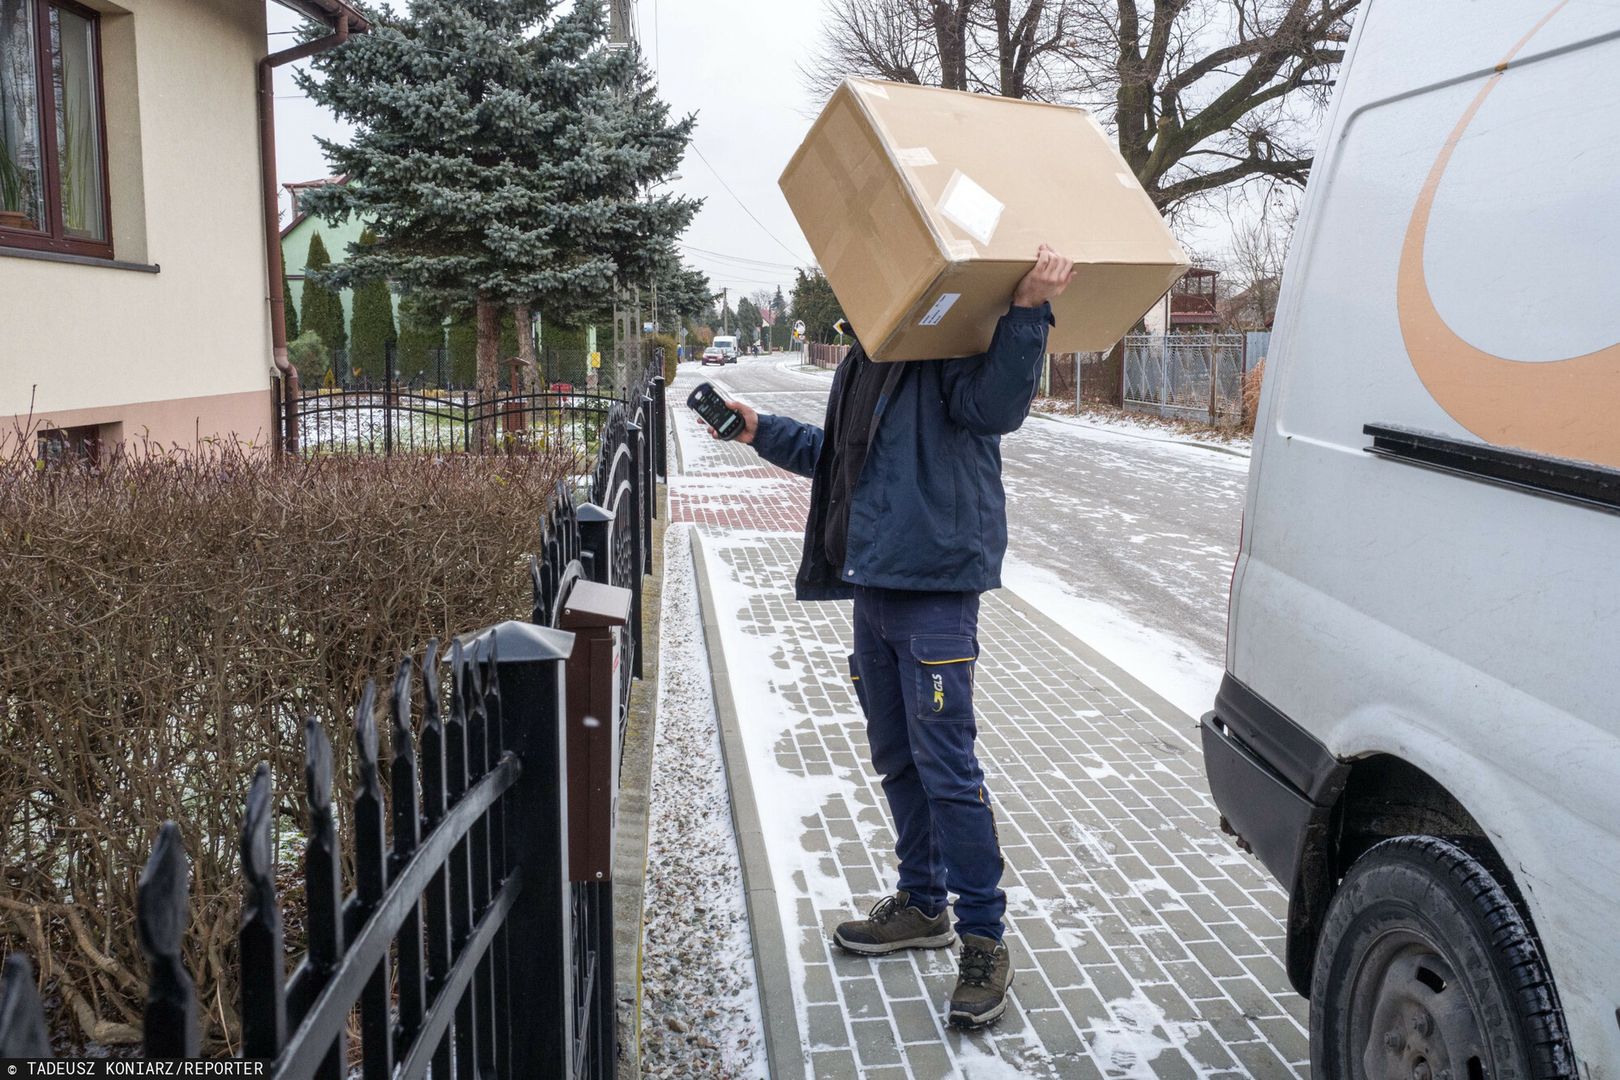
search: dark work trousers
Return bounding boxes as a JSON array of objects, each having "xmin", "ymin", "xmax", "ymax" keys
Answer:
[{"xmin": 849, "ymin": 586, "xmax": 1007, "ymax": 941}]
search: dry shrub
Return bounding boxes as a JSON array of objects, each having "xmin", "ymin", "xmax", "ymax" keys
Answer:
[
  {"xmin": 0, "ymin": 440, "xmax": 581, "ymax": 1051},
  {"xmin": 1242, "ymin": 358, "xmax": 1267, "ymax": 432}
]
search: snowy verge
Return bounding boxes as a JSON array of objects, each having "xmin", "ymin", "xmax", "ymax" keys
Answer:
[
  {"xmin": 639, "ymin": 524, "xmax": 767, "ymax": 1077},
  {"xmin": 1000, "ymin": 554, "xmax": 1222, "ymax": 727}
]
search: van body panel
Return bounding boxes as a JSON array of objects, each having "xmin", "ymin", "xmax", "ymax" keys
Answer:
[{"xmin": 1220, "ymin": 1, "xmax": 1620, "ymax": 1071}]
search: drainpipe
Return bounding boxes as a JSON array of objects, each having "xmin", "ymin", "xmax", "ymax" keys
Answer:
[{"xmin": 258, "ymin": 15, "xmax": 351, "ymax": 454}]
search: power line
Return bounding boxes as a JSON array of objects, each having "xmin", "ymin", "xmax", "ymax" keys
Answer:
[
  {"xmin": 679, "ymin": 243, "xmax": 801, "ymax": 271},
  {"xmin": 689, "ymin": 143, "xmax": 811, "ymax": 265}
]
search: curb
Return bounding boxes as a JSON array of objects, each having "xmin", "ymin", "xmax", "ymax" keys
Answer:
[
  {"xmin": 1029, "ymin": 410, "xmax": 1252, "ymax": 459},
  {"xmin": 993, "ymin": 584, "xmax": 1203, "ymax": 747},
  {"xmin": 688, "ymin": 528, "xmax": 806, "ymax": 1080}
]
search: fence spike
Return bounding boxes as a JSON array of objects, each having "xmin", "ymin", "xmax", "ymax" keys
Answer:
[
  {"xmin": 529, "ymin": 553, "xmax": 546, "ymax": 625},
  {"xmin": 389, "ymin": 654, "xmax": 426, "ymax": 1057},
  {"xmin": 239, "ymin": 761, "xmax": 287, "ymax": 1060},
  {"xmin": 418, "ymin": 639, "xmax": 454, "ymax": 1080},
  {"xmin": 137, "ymin": 822, "xmax": 199, "ymax": 1058},
  {"xmin": 0, "ymin": 954, "xmax": 52, "ymax": 1059},
  {"xmin": 352, "ymin": 679, "xmax": 394, "ymax": 1080},
  {"xmin": 445, "ymin": 638, "xmax": 481, "ymax": 1073},
  {"xmin": 302, "ymin": 717, "xmax": 347, "ymax": 1080}
]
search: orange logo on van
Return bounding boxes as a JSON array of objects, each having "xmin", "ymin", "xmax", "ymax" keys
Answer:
[{"xmin": 1397, "ymin": 1, "xmax": 1620, "ymax": 470}]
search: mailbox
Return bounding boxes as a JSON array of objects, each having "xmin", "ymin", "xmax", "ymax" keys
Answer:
[{"xmin": 559, "ymin": 577, "xmax": 632, "ymax": 882}]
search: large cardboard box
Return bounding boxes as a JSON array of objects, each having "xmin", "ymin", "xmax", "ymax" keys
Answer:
[{"xmin": 781, "ymin": 78, "xmax": 1190, "ymax": 362}]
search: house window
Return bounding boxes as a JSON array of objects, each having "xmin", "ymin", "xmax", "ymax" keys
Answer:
[{"xmin": 0, "ymin": 0, "xmax": 110, "ymax": 257}]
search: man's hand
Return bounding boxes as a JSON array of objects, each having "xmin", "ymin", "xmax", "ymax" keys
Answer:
[
  {"xmin": 715, "ymin": 400, "xmax": 759, "ymax": 444},
  {"xmin": 1011, "ymin": 244, "xmax": 1076, "ymax": 309}
]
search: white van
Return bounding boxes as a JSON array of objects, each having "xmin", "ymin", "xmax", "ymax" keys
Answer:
[
  {"xmin": 1202, "ymin": 3, "xmax": 1620, "ymax": 1078},
  {"xmin": 711, "ymin": 335, "xmax": 739, "ymax": 363}
]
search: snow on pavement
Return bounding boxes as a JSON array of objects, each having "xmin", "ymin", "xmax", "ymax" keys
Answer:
[{"xmin": 639, "ymin": 523, "xmax": 767, "ymax": 1077}]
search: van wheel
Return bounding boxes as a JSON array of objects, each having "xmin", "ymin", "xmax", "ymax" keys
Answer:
[{"xmin": 1311, "ymin": 836, "xmax": 1574, "ymax": 1080}]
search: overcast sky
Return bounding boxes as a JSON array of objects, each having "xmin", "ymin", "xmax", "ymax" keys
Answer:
[
  {"xmin": 268, "ymin": 0, "xmax": 829, "ymax": 309},
  {"xmin": 268, "ymin": 1, "xmax": 1253, "ymax": 308}
]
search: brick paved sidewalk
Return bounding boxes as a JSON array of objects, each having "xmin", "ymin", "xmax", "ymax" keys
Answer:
[{"xmin": 668, "ymin": 381, "xmax": 1307, "ymax": 1079}]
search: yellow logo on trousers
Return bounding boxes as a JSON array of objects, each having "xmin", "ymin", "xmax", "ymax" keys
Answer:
[{"xmin": 932, "ymin": 672, "xmax": 945, "ymax": 713}]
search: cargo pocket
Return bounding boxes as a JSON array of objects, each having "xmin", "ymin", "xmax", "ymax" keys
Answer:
[{"xmin": 910, "ymin": 635, "xmax": 977, "ymax": 722}]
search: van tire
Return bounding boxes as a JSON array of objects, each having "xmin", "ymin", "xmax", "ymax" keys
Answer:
[{"xmin": 1310, "ymin": 835, "xmax": 1575, "ymax": 1080}]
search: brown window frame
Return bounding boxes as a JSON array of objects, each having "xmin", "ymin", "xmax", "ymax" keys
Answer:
[{"xmin": 0, "ymin": 0, "xmax": 113, "ymax": 260}]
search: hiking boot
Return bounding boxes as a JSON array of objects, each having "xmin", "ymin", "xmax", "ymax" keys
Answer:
[
  {"xmin": 832, "ymin": 892, "xmax": 954, "ymax": 955},
  {"xmin": 948, "ymin": 934, "xmax": 1013, "ymax": 1028}
]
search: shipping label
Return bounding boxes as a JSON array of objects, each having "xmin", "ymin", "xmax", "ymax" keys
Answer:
[{"xmin": 919, "ymin": 293, "xmax": 961, "ymax": 326}]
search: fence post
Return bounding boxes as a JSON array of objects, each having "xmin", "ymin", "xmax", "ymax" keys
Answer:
[
  {"xmin": 464, "ymin": 620, "xmax": 575, "ymax": 1080},
  {"xmin": 625, "ymin": 421, "xmax": 645, "ymax": 680},
  {"xmin": 577, "ymin": 503, "xmax": 612, "ymax": 585},
  {"xmin": 384, "ymin": 341, "xmax": 396, "ymax": 457},
  {"xmin": 137, "ymin": 822, "xmax": 199, "ymax": 1058},
  {"xmin": 652, "ymin": 376, "xmax": 667, "ymax": 482},
  {"xmin": 640, "ymin": 392, "xmax": 656, "ymax": 557}
]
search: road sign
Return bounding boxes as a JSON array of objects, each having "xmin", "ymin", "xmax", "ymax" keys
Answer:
[
  {"xmin": 793, "ymin": 319, "xmax": 806, "ymax": 335},
  {"xmin": 678, "ymin": 327, "xmax": 688, "ymax": 340},
  {"xmin": 589, "ymin": 351, "xmax": 602, "ymax": 369}
]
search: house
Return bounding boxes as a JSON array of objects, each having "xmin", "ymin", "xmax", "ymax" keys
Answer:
[
  {"xmin": 1141, "ymin": 266, "xmax": 1220, "ymax": 334},
  {"xmin": 0, "ymin": 0, "xmax": 369, "ymax": 460},
  {"xmin": 1218, "ymin": 275, "xmax": 1281, "ymax": 331},
  {"xmin": 280, "ymin": 175, "xmax": 402, "ymax": 351}
]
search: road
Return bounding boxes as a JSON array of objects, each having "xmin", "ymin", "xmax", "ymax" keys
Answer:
[{"xmin": 688, "ymin": 352, "xmax": 1250, "ymax": 717}]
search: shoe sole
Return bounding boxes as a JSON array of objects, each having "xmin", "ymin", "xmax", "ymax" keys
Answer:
[
  {"xmin": 947, "ymin": 967, "xmax": 1014, "ymax": 1030},
  {"xmin": 831, "ymin": 930, "xmax": 956, "ymax": 956}
]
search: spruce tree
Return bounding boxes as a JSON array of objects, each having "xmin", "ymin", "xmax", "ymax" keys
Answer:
[
  {"xmin": 298, "ymin": 0, "xmax": 699, "ymax": 401},
  {"xmin": 299, "ymin": 232, "xmax": 348, "ymax": 370},
  {"xmin": 349, "ymin": 229, "xmax": 397, "ymax": 382}
]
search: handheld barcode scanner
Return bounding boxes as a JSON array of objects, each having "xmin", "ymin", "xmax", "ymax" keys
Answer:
[{"xmin": 686, "ymin": 382, "xmax": 745, "ymax": 440}]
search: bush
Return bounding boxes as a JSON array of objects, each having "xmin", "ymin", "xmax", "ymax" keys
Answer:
[
  {"xmin": 648, "ymin": 332, "xmax": 678, "ymax": 381},
  {"xmin": 0, "ymin": 442, "xmax": 580, "ymax": 1052},
  {"xmin": 288, "ymin": 329, "xmax": 328, "ymax": 388},
  {"xmin": 1242, "ymin": 358, "xmax": 1266, "ymax": 432}
]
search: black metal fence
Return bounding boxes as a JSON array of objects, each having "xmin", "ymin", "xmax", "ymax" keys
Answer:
[
  {"xmin": 288, "ymin": 342, "xmax": 657, "ymax": 457},
  {"xmin": 0, "ymin": 376, "xmax": 667, "ymax": 1078}
]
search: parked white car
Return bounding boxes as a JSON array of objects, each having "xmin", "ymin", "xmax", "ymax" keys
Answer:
[{"xmin": 1203, "ymin": 3, "xmax": 1620, "ymax": 1078}]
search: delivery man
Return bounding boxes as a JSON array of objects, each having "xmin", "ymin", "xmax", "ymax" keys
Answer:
[{"xmin": 710, "ymin": 246, "xmax": 1074, "ymax": 1029}]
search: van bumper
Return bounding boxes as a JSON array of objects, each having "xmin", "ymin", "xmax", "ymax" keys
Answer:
[{"xmin": 1200, "ymin": 676, "xmax": 1350, "ymax": 991}]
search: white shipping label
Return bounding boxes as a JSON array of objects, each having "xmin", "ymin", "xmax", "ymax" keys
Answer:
[
  {"xmin": 938, "ymin": 171, "xmax": 1004, "ymax": 246},
  {"xmin": 894, "ymin": 146, "xmax": 938, "ymax": 167},
  {"xmin": 919, "ymin": 293, "xmax": 961, "ymax": 326}
]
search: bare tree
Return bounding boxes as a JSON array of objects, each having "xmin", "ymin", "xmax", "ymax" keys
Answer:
[
  {"xmin": 1220, "ymin": 192, "xmax": 1297, "ymax": 328},
  {"xmin": 809, "ymin": 0, "xmax": 1357, "ymax": 210}
]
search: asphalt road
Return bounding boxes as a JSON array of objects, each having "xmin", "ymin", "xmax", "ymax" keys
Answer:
[{"xmin": 688, "ymin": 352, "xmax": 1249, "ymax": 710}]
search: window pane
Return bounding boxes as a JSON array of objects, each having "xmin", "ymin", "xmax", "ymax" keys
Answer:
[
  {"xmin": 51, "ymin": 3, "xmax": 102, "ymax": 242},
  {"xmin": 0, "ymin": 0, "xmax": 46, "ymax": 232}
]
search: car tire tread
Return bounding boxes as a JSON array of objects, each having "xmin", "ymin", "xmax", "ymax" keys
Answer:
[{"xmin": 1310, "ymin": 835, "xmax": 1576, "ymax": 1080}]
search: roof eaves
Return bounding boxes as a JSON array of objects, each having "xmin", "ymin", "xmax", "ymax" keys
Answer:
[{"xmin": 272, "ymin": 0, "xmax": 372, "ymax": 34}]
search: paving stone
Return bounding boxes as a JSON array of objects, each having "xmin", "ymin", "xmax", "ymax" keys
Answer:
[
  {"xmin": 850, "ymin": 1018, "xmax": 903, "ymax": 1067},
  {"xmin": 806, "ymin": 1002, "xmax": 849, "ymax": 1049},
  {"xmin": 671, "ymin": 394, "xmax": 1304, "ymax": 1076}
]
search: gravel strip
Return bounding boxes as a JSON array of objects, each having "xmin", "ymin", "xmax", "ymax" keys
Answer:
[{"xmin": 639, "ymin": 523, "xmax": 766, "ymax": 1077}]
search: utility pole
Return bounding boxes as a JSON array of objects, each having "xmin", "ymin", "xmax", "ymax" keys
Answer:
[{"xmin": 722, "ymin": 287, "xmax": 729, "ymax": 334}]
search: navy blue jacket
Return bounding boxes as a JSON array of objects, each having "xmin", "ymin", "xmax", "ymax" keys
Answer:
[{"xmin": 752, "ymin": 303, "xmax": 1053, "ymax": 600}]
